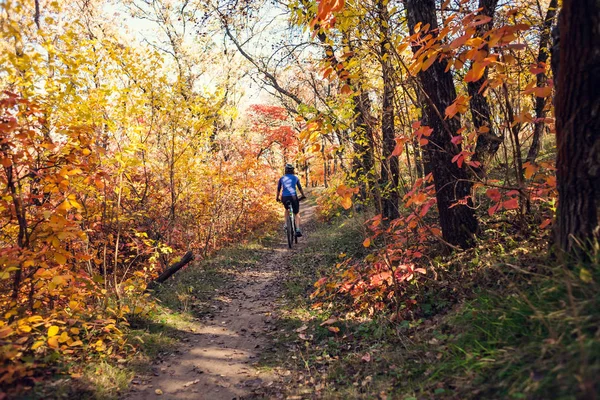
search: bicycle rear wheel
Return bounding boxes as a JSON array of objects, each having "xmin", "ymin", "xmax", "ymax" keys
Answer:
[
  {"xmin": 294, "ymin": 222, "xmax": 298, "ymax": 244},
  {"xmin": 286, "ymin": 214, "xmax": 293, "ymax": 248}
]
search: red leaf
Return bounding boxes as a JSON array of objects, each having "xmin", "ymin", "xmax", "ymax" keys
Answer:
[
  {"xmin": 488, "ymin": 203, "xmax": 501, "ymax": 216},
  {"xmin": 486, "ymin": 188, "xmax": 501, "ymax": 202},
  {"xmin": 503, "ymin": 198, "xmax": 519, "ymax": 210},
  {"xmin": 469, "ymin": 15, "xmax": 492, "ymax": 27},
  {"xmin": 451, "ymin": 135, "xmax": 463, "ymax": 145}
]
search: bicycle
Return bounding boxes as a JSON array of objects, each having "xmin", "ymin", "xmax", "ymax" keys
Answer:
[{"xmin": 282, "ymin": 196, "xmax": 305, "ymax": 249}]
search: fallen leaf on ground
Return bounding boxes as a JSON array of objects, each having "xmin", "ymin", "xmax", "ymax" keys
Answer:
[{"xmin": 320, "ymin": 317, "xmax": 337, "ymax": 326}]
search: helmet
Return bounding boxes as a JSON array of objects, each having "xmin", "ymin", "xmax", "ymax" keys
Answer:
[{"xmin": 285, "ymin": 163, "xmax": 294, "ymax": 174}]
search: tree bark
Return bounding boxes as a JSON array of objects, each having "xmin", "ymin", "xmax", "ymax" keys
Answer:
[
  {"xmin": 554, "ymin": 0, "xmax": 600, "ymax": 257},
  {"xmin": 525, "ymin": 0, "xmax": 559, "ymax": 165},
  {"xmin": 379, "ymin": 0, "xmax": 400, "ymax": 220},
  {"xmin": 406, "ymin": 0, "xmax": 479, "ymax": 248}
]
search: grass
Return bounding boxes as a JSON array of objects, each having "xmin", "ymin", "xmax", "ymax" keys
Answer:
[
  {"xmin": 260, "ymin": 205, "xmax": 600, "ymax": 400},
  {"xmin": 24, "ymin": 235, "xmax": 275, "ymax": 400}
]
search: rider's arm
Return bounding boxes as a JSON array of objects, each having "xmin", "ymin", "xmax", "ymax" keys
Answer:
[{"xmin": 297, "ymin": 179, "xmax": 305, "ymax": 198}]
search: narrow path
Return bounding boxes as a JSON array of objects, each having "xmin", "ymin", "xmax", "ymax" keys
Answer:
[{"xmin": 126, "ymin": 204, "xmax": 316, "ymax": 400}]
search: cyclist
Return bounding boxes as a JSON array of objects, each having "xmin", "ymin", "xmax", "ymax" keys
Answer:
[{"xmin": 276, "ymin": 163, "xmax": 306, "ymax": 237}]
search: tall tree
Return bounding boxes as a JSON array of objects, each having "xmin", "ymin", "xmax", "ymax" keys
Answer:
[
  {"xmin": 554, "ymin": 0, "xmax": 600, "ymax": 257},
  {"xmin": 525, "ymin": 0, "xmax": 559, "ymax": 165},
  {"xmin": 468, "ymin": 0, "xmax": 502, "ymax": 175},
  {"xmin": 406, "ymin": 0, "xmax": 479, "ymax": 248},
  {"xmin": 378, "ymin": 0, "xmax": 400, "ymax": 220}
]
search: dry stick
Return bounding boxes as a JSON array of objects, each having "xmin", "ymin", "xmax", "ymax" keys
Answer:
[{"xmin": 147, "ymin": 251, "xmax": 195, "ymax": 290}]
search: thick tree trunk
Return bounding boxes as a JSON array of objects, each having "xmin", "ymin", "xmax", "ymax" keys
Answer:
[
  {"xmin": 554, "ymin": 0, "xmax": 600, "ymax": 257},
  {"xmin": 468, "ymin": 0, "xmax": 502, "ymax": 175},
  {"xmin": 379, "ymin": 0, "xmax": 400, "ymax": 220},
  {"xmin": 407, "ymin": 0, "xmax": 479, "ymax": 248},
  {"xmin": 525, "ymin": 0, "xmax": 559, "ymax": 165}
]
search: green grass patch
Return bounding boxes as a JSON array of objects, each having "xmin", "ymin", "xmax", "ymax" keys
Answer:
[{"xmin": 262, "ymin": 208, "xmax": 600, "ymax": 400}]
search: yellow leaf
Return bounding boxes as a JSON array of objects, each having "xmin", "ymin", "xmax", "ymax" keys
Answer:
[
  {"xmin": 69, "ymin": 340, "xmax": 83, "ymax": 347},
  {"xmin": 70, "ymin": 327, "xmax": 80, "ymax": 335},
  {"xmin": 31, "ymin": 341, "xmax": 45, "ymax": 350},
  {"xmin": 363, "ymin": 238, "xmax": 371, "ymax": 248},
  {"xmin": 58, "ymin": 331, "xmax": 70, "ymax": 343},
  {"xmin": 48, "ymin": 336, "xmax": 59, "ymax": 349},
  {"xmin": 580, "ymin": 268, "xmax": 593, "ymax": 283},
  {"xmin": 340, "ymin": 196, "xmax": 352, "ymax": 210},
  {"xmin": 48, "ymin": 325, "xmax": 59, "ymax": 337},
  {"xmin": 19, "ymin": 325, "xmax": 32, "ymax": 333},
  {"xmin": 54, "ymin": 253, "xmax": 67, "ymax": 265},
  {"xmin": 57, "ymin": 200, "xmax": 71, "ymax": 212}
]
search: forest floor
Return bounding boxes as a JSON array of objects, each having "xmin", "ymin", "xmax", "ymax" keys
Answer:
[
  {"xmin": 38, "ymin": 196, "xmax": 597, "ymax": 400},
  {"xmin": 122, "ymin": 202, "xmax": 320, "ymax": 400}
]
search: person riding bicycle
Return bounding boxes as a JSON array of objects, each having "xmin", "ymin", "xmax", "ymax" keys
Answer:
[{"xmin": 276, "ymin": 163, "xmax": 306, "ymax": 237}]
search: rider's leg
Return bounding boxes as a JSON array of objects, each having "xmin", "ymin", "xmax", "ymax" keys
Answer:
[
  {"xmin": 294, "ymin": 212, "xmax": 301, "ymax": 229},
  {"xmin": 284, "ymin": 208, "xmax": 290, "ymax": 225}
]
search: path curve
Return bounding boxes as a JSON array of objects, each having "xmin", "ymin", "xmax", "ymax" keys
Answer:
[{"xmin": 126, "ymin": 203, "xmax": 316, "ymax": 400}]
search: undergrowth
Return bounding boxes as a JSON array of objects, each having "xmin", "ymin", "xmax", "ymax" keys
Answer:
[
  {"xmin": 23, "ymin": 238, "xmax": 274, "ymax": 400},
  {"xmin": 265, "ymin": 209, "xmax": 600, "ymax": 400}
]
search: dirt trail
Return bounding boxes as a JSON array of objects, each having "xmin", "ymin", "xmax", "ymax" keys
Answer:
[{"xmin": 126, "ymin": 204, "xmax": 316, "ymax": 400}]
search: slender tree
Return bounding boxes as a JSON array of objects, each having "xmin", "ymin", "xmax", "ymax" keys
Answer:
[
  {"xmin": 378, "ymin": 0, "xmax": 400, "ymax": 220},
  {"xmin": 525, "ymin": 0, "xmax": 559, "ymax": 165},
  {"xmin": 468, "ymin": 0, "xmax": 502, "ymax": 175}
]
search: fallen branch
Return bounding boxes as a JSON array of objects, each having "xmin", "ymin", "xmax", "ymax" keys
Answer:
[{"xmin": 147, "ymin": 251, "xmax": 194, "ymax": 291}]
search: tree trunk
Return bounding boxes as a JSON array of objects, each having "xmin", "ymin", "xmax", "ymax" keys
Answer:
[
  {"xmin": 469, "ymin": 0, "xmax": 502, "ymax": 175},
  {"xmin": 554, "ymin": 0, "xmax": 600, "ymax": 257},
  {"xmin": 353, "ymin": 90, "xmax": 379, "ymax": 206},
  {"xmin": 525, "ymin": 0, "xmax": 559, "ymax": 165},
  {"xmin": 379, "ymin": 0, "xmax": 400, "ymax": 220},
  {"xmin": 407, "ymin": 0, "xmax": 479, "ymax": 248}
]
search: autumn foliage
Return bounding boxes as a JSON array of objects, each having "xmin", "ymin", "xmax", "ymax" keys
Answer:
[{"xmin": 0, "ymin": 0, "xmax": 282, "ymax": 389}]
